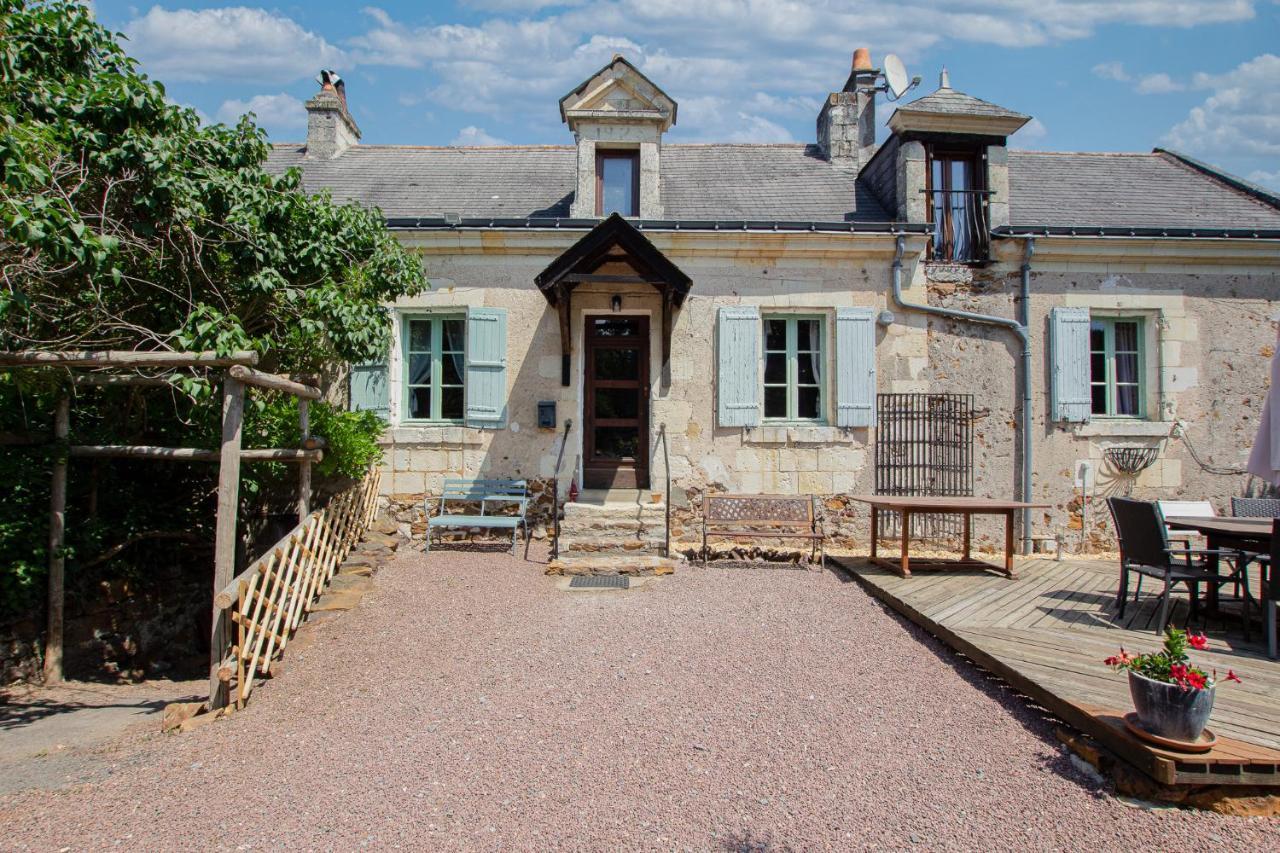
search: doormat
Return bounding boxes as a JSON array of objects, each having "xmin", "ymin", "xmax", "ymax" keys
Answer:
[{"xmin": 568, "ymin": 575, "xmax": 630, "ymax": 589}]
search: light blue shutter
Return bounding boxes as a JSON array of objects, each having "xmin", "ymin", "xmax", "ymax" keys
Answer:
[
  {"xmin": 835, "ymin": 307, "xmax": 877, "ymax": 428},
  {"xmin": 349, "ymin": 363, "xmax": 389, "ymax": 420},
  {"xmin": 717, "ymin": 306, "xmax": 761, "ymax": 427},
  {"xmin": 465, "ymin": 307, "xmax": 508, "ymax": 428},
  {"xmin": 1051, "ymin": 307, "xmax": 1092, "ymax": 423}
]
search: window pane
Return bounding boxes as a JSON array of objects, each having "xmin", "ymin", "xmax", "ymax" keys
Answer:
[
  {"xmin": 591, "ymin": 318, "xmax": 640, "ymax": 337},
  {"xmin": 797, "ymin": 319, "xmax": 819, "ymax": 351},
  {"xmin": 600, "ymin": 156, "xmax": 636, "ymax": 216},
  {"xmin": 1116, "ymin": 385, "xmax": 1139, "ymax": 417},
  {"xmin": 1090, "ymin": 353, "xmax": 1105, "ymax": 382},
  {"xmin": 1091, "ymin": 384, "xmax": 1107, "ymax": 414},
  {"xmin": 594, "ymin": 349, "xmax": 639, "ymax": 380},
  {"xmin": 797, "ymin": 386, "xmax": 820, "ymax": 420},
  {"xmin": 594, "ymin": 426, "xmax": 639, "ymax": 459},
  {"xmin": 764, "ymin": 352, "xmax": 787, "ymax": 383},
  {"xmin": 409, "ymin": 320, "xmax": 432, "ymax": 352},
  {"xmin": 1114, "ymin": 321, "xmax": 1139, "ymax": 352},
  {"xmin": 1115, "ymin": 353, "xmax": 1139, "ymax": 384},
  {"xmin": 441, "ymin": 386, "xmax": 463, "ymax": 421},
  {"xmin": 408, "ymin": 354, "xmax": 431, "ymax": 386},
  {"xmin": 764, "ymin": 386, "xmax": 787, "ymax": 418},
  {"xmin": 765, "ymin": 319, "xmax": 787, "ymax": 351},
  {"xmin": 409, "ymin": 386, "xmax": 432, "ymax": 419},
  {"xmin": 594, "ymin": 388, "xmax": 639, "ymax": 420},
  {"xmin": 797, "ymin": 351, "xmax": 818, "ymax": 385},
  {"xmin": 441, "ymin": 353, "xmax": 463, "ymax": 385},
  {"xmin": 442, "ymin": 319, "xmax": 465, "ymax": 351},
  {"xmin": 1090, "ymin": 324, "xmax": 1105, "ymax": 351}
]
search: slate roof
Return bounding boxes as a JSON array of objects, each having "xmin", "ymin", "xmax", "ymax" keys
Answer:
[
  {"xmin": 265, "ymin": 142, "xmax": 1280, "ymax": 230},
  {"xmin": 266, "ymin": 143, "xmax": 887, "ymax": 222},
  {"xmin": 893, "ymin": 86, "xmax": 1029, "ymax": 121},
  {"xmin": 1006, "ymin": 151, "xmax": 1280, "ymax": 229}
]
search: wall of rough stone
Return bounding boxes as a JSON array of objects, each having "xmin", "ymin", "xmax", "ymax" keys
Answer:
[
  {"xmin": 372, "ymin": 228, "xmax": 1277, "ymax": 555},
  {"xmin": 914, "ymin": 244, "xmax": 1278, "ymax": 551}
]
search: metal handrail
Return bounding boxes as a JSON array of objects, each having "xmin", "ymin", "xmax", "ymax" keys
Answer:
[
  {"xmin": 925, "ymin": 187, "xmax": 991, "ymax": 262},
  {"xmin": 659, "ymin": 422, "xmax": 670, "ymax": 558},
  {"xmin": 550, "ymin": 418, "xmax": 572, "ymax": 560}
]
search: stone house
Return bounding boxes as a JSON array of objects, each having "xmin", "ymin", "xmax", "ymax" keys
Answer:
[{"xmin": 268, "ymin": 54, "xmax": 1280, "ymax": 558}]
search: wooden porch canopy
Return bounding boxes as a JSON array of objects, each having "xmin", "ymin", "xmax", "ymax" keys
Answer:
[{"xmin": 534, "ymin": 213, "xmax": 691, "ymax": 387}]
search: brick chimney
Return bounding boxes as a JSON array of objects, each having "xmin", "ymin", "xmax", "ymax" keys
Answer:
[
  {"xmin": 305, "ymin": 70, "xmax": 361, "ymax": 159},
  {"xmin": 817, "ymin": 49, "xmax": 878, "ymax": 169}
]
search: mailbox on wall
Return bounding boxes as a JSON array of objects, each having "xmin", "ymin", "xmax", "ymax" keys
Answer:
[{"xmin": 537, "ymin": 401, "xmax": 556, "ymax": 430}]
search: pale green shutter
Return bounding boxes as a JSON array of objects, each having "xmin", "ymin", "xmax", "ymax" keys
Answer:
[
  {"xmin": 835, "ymin": 307, "xmax": 876, "ymax": 428},
  {"xmin": 717, "ymin": 306, "xmax": 761, "ymax": 427},
  {"xmin": 349, "ymin": 363, "xmax": 389, "ymax": 420},
  {"xmin": 1051, "ymin": 307, "xmax": 1091, "ymax": 423},
  {"xmin": 465, "ymin": 307, "xmax": 508, "ymax": 428}
]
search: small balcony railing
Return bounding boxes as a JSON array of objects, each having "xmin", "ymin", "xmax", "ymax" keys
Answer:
[{"xmin": 924, "ymin": 188, "xmax": 992, "ymax": 264}]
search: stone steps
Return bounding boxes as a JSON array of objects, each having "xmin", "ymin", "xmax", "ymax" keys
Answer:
[
  {"xmin": 546, "ymin": 554, "xmax": 681, "ymax": 576},
  {"xmin": 557, "ymin": 497, "xmax": 667, "ymax": 559}
]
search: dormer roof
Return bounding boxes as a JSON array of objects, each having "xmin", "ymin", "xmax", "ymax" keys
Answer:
[
  {"xmin": 888, "ymin": 74, "xmax": 1030, "ymax": 138},
  {"xmin": 559, "ymin": 55, "xmax": 677, "ymax": 132}
]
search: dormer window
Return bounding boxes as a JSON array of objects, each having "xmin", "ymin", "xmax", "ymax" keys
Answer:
[
  {"xmin": 597, "ymin": 152, "xmax": 639, "ymax": 217},
  {"xmin": 927, "ymin": 149, "xmax": 989, "ymax": 263}
]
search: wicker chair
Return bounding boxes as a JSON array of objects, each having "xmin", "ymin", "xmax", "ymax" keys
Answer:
[
  {"xmin": 1231, "ymin": 497, "xmax": 1280, "ymax": 518},
  {"xmin": 1107, "ymin": 497, "xmax": 1251, "ymax": 635}
]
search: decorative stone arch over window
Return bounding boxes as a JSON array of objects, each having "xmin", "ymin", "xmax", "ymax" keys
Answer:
[{"xmin": 559, "ymin": 55, "xmax": 677, "ymax": 219}]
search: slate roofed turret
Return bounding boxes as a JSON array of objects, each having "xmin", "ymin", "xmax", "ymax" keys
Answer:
[{"xmin": 887, "ymin": 69, "xmax": 1031, "ymax": 138}]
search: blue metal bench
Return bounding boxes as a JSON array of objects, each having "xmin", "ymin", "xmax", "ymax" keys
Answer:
[{"xmin": 425, "ymin": 478, "xmax": 528, "ymax": 556}]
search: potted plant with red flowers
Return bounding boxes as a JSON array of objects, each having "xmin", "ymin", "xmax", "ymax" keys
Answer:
[{"xmin": 1105, "ymin": 628, "xmax": 1242, "ymax": 747}]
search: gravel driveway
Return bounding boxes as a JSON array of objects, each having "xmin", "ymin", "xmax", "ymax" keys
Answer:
[{"xmin": 2, "ymin": 547, "xmax": 1275, "ymax": 850}]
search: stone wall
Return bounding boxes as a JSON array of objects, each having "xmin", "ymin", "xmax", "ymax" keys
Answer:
[
  {"xmin": 370, "ymin": 229, "xmax": 1276, "ymax": 555},
  {"xmin": 913, "ymin": 243, "xmax": 1278, "ymax": 551}
]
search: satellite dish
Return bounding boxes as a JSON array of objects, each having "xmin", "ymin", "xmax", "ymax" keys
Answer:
[{"xmin": 883, "ymin": 54, "xmax": 909, "ymax": 99}]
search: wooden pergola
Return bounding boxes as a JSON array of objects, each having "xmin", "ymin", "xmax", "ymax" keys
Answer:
[{"xmin": 0, "ymin": 350, "xmax": 325, "ymax": 707}]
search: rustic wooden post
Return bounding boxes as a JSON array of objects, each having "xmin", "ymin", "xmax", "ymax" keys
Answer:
[
  {"xmin": 43, "ymin": 395, "xmax": 70, "ymax": 684},
  {"xmin": 209, "ymin": 373, "xmax": 244, "ymax": 708},
  {"xmin": 297, "ymin": 399, "xmax": 311, "ymax": 522}
]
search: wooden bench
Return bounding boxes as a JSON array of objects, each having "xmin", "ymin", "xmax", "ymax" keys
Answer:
[
  {"xmin": 701, "ymin": 493, "xmax": 825, "ymax": 568},
  {"xmin": 425, "ymin": 478, "xmax": 528, "ymax": 556}
]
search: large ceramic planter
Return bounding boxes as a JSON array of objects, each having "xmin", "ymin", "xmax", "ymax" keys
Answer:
[{"xmin": 1128, "ymin": 670, "xmax": 1215, "ymax": 742}]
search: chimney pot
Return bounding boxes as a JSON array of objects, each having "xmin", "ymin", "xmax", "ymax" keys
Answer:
[{"xmin": 852, "ymin": 48, "xmax": 873, "ymax": 72}]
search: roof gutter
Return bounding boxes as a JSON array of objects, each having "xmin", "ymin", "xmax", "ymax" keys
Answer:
[
  {"xmin": 992, "ymin": 225, "xmax": 1280, "ymax": 240},
  {"xmin": 385, "ymin": 216, "xmax": 931, "ymax": 235},
  {"xmin": 890, "ymin": 234, "xmax": 1037, "ymax": 555}
]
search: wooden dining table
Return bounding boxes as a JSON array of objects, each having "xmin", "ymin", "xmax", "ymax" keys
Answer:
[
  {"xmin": 849, "ymin": 495, "xmax": 1049, "ymax": 579},
  {"xmin": 1165, "ymin": 515, "xmax": 1276, "ymax": 658}
]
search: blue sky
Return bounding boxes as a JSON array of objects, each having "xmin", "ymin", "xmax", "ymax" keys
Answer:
[{"xmin": 94, "ymin": 1, "xmax": 1280, "ymax": 189}]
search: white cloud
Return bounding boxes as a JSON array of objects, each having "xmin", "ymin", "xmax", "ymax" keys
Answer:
[
  {"xmin": 1163, "ymin": 54, "xmax": 1280, "ymax": 157},
  {"xmin": 1091, "ymin": 61, "xmax": 1130, "ymax": 82},
  {"xmin": 727, "ymin": 114, "xmax": 796, "ymax": 143},
  {"xmin": 124, "ymin": 6, "xmax": 347, "ymax": 84},
  {"xmin": 1247, "ymin": 169, "xmax": 1280, "ymax": 191},
  {"xmin": 1010, "ymin": 117, "xmax": 1049, "ymax": 149},
  {"xmin": 450, "ymin": 126, "xmax": 511, "ymax": 146},
  {"xmin": 1135, "ymin": 72, "xmax": 1184, "ymax": 94},
  {"xmin": 216, "ymin": 93, "xmax": 307, "ymax": 135},
  {"xmin": 346, "ymin": 1, "xmax": 1258, "ymax": 144}
]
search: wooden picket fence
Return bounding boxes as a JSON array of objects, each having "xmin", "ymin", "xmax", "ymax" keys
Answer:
[{"xmin": 213, "ymin": 466, "xmax": 382, "ymax": 707}]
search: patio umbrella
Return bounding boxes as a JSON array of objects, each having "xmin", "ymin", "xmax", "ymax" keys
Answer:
[{"xmin": 1246, "ymin": 328, "xmax": 1280, "ymax": 487}]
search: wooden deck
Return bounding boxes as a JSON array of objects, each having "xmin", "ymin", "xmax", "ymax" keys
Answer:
[{"xmin": 837, "ymin": 556, "xmax": 1280, "ymax": 788}]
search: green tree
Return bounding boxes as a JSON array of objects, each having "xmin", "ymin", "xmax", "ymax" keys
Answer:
[{"xmin": 0, "ymin": 1, "xmax": 423, "ymax": 636}]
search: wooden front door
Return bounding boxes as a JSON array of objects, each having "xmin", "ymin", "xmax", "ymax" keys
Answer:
[{"xmin": 583, "ymin": 315, "xmax": 650, "ymax": 490}]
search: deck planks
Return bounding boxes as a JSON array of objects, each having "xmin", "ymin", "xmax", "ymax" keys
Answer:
[{"xmin": 838, "ymin": 555, "xmax": 1280, "ymax": 786}]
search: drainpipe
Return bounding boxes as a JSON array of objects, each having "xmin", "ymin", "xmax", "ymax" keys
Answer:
[{"xmin": 890, "ymin": 235, "xmax": 1037, "ymax": 554}]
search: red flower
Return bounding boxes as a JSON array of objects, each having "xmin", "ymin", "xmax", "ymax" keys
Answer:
[
  {"xmin": 1104, "ymin": 648, "xmax": 1132, "ymax": 667},
  {"xmin": 1225, "ymin": 669, "xmax": 1243, "ymax": 684},
  {"xmin": 1185, "ymin": 671, "xmax": 1207, "ymax": 690},
  {"xmin": 1187, "ymin": 632, "xmax": 1209, "ymax": 651}
]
